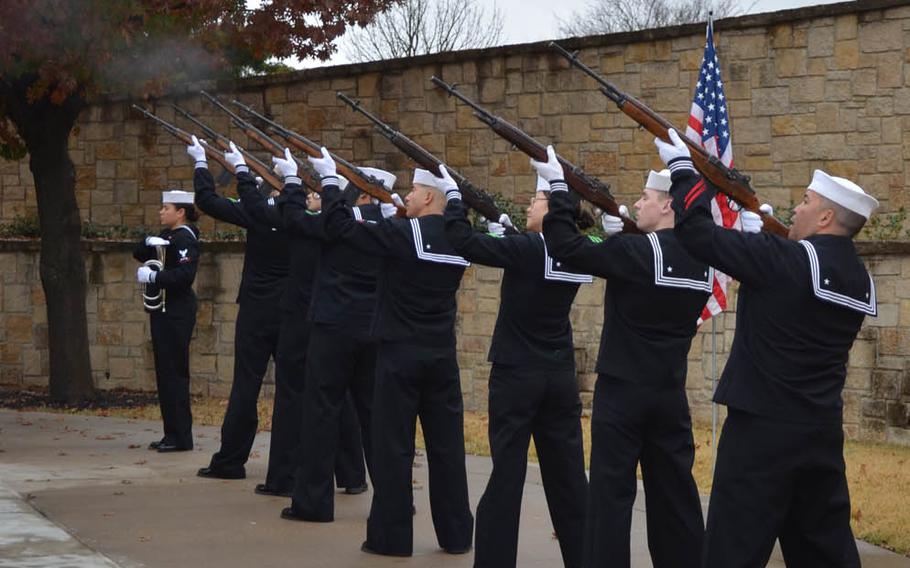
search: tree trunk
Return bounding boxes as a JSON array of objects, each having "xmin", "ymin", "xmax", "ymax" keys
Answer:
[{"xmin": 3, "ymin": 79, "xmax": 94, "ymax": 402}]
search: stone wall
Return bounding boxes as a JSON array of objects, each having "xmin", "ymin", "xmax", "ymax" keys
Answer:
[
  {"xmin": 2, "ymin": 0, "xmax": 910, "ymax": 444},
  {"xmin": 1, "ymin": 240, "xmax": 909, "ymax": 445}
]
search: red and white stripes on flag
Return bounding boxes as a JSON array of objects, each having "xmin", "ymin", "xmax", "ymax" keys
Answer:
[{"xmin": 685, "ymin": 19, "xmax": 741, "ymax": 324}]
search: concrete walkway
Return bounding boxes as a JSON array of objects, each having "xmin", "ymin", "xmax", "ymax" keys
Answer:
[{"xmin": 0, "ymin": 410, "xmax": 907, "ymax": 568}]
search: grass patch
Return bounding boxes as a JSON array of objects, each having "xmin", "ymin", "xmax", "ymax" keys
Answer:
[{"xmin": 4, "ymin": 391, "xmax": 909, "ymax": 556}]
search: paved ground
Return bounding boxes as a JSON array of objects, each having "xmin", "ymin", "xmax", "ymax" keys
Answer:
[{"xmin": 0, "ymin": 410, "xmax": 907, "ymax": 568}]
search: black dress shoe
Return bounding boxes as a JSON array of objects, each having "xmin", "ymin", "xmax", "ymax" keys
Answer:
[
  {"xmin": 442, "ymin": 545, "xmax": 472, "ymax": 555},
  {"xmin": 157, "ymin": 443, "xmax": 192, "ymax": 453},
  {"xmin": 255, "ymin": 484, "xmax": 291, "ymax": 497},
  {"xmin": 343, "ymin": 483, "xmax": 368, "ymax": 495},
  {"xmin": 360, "ymin": 541, "xmax": 412, "ymax": 557},
  {"xmin": 148, "ymin": 440, "xmax": 166, "ymax": 450},
  {"xmin": 280, "ymin": 507, "xmax": 333, "ymax": 523},
  {"xmin": 197, "ymin": 467, "xmax": 245, "ymax": 480}
]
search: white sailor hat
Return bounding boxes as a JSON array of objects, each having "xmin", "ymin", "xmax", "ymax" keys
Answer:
[
  {"xmin": 807, "ymin": 169, "xmax": 878, "ymax": 220},
  {"xmin": 645, "ymin": 169, "xmax": 672, "ymax": 193},
  {"xmin": 359, "ymin": 167, "xmax": 396, "ymax": 190},
  {"xmin": 536, "ymin": 176, "xmax": 550, "ymax": 192},
  {"xmin": 162, "ymin": 190, "xmax": 194, "ymax": 204},
  {"xmin": 412, "ymin": 168, "xmax": 442, "ymax": 189}
]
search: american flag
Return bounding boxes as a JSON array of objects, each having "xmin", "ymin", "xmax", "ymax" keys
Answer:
[{"xmin": 685, "ymin": 20, "xmax": 741, "ymax": 324}]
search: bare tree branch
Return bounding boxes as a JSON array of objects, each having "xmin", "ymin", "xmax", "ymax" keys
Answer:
[
  {"xmin": 345, "ymin": 0, "xmax": 504, "ymax": 63},
  {"xmin": 558, "ymin": 0, "xmax": 753, "ymax": 37}
]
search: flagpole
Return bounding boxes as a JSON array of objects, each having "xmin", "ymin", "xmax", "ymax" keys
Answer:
[
  {"xmin": 711, "ymin": 315, "xmax": 718, "ymax": 470},
  {"xmin": 707, "ymin": 10, "xmax": 719, "ymax": 473}
]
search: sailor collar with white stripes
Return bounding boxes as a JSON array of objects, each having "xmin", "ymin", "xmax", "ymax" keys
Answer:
[
  {"xmin": 352, "ymin": 206, "xmax": 378, "ymax": 225},
  {"xmin": 410, "ymin": 218, "xmax": 470, "ymax": 267},
  {"xmin": 172, "ymin": 225, "xmax": 197, "ymax": 239},
  {"xmin": 799, "ymin": 240, "xmax": 876, "ymax": 316},
  {"xmin": 646, "ymin": 232, "xmax": 713, "ymax": 292},
  {"xmin": 538, "ymin": 233, "xmax": 593, "ymax": 283}
]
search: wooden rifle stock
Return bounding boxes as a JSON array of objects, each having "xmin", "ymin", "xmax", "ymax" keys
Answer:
[
  {"xmin": 550, "ymin": 42, "xmax": 789, "ymax": 237},
  {"xmin": 430, "ymin": 76, "xmax": 640, "ymax": 234},
  {"xmin": 264, "ymin": 130, "xmax": 405, "ymax": 217},
  {"xmin": 336, "ymin": 92, "xmax": 518, "ymax": 233}
]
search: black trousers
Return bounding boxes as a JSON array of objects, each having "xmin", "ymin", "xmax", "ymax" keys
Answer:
[
  {"xmin": 208, "ymin": 299, "xmax": 282, "ymax": 475},
  {"xmin": 475, "ymin": 363, "xmax": 587, "ymax": 568},
  {"xmin": 585, "ymin": 376, "xmax": 703, "ymax": 568},
  {"xmin": 703, "ymin": 409, "xmax": 860, "ymax": 568},
  {"xmin": 365, "ymin": 341, "xmax": 473, "ymax": 556},
  {"xmin": 291, "ymin": 323, "xmax": 372, "ymax": 519},
  {"xmin": 263, "ymin": 312, "xmax": 310, "ymax": 491},
  {"xmin": 149, "ymin": 301, "xmax": 196, "ymax": 449},
  {"xmin": 263, "ymin": 313, "xmax": 365, "ymax": 492}
]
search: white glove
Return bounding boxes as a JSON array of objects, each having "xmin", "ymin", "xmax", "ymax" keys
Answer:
[
  {"xmin": 224, "ymin": 141, "xmax": 248, "ymax": 172},
  {"xmin": 186, "ymin": 135, "xmax": 206, "ymax": 166},
  {"xmin": 271, "ymin": 147, "xmax": 298, "ymax": 179},
  {"xmin": 136, "ymin": 266, "xmax": 155, "ymax": 284},
  {"xmin": 654, "ymin": 128, "xmax": 691, "ymax": 166},
  {"xmin": 498, "ymin": 213, "xmax": 514, "ymax": 229},
  {"xmin": 308, "ymin": 146, "xmax": 337, "ymax": 178},
  {"xmin": 390, "ymin": 193, "xmax": 404, "ymax": 208},
  {"xmin": 436, "ymin": 165, "xmax": 459, "ymax": 193},
  {"xmin": 380, "ymin": 202, "xmax": 397, "ymax": 219},
  {"xmin": 254, "ymin": 176, "xmax": 263, "ymax": 188},
  {"xmin": 145, "ymin": 236, "xmax": 170, "ymax": 247},
  {"xmin": 601, "ymin": 205, "xmax": 628, "ymax": 235},
  {"xmin": 741, "ymin": 204, "xmax": 773, "ymax": 234},
  {"xmin": 529, "ymin": 145, "xmax": 564, "ymax": 183},
  {"xmin": 487, "ymin": 220, "xmax": 506, "ymax": 237}
]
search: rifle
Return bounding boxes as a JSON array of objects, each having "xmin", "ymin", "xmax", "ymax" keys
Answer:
[
  {"xmin": 430, "ymin": 76, "xmax": 640, "ymax": 235},
  {"xmin": 337, "ymin": 92, "xmax": 519, "ymax": 234},
  {"xmin": 228, "ymin": 97, "xmax": 407, "ymax": 216},
  {"xmin": 169, "ymin": 103, "xmax": 283, "ymax": 190},
  {"xmin": 550, "ymin": 41, "xmax": 789, "ymax": 237},
  {"xmin": 194, "ymin": 92, "xmax": 322, "ymax": 191},
  {"xmin": 132, "ymin": 104, "xmax": 242, "ymax": 177}
]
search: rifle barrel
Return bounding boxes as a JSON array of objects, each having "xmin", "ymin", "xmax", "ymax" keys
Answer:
[
  {"xmin": 337, "ymin": 92, "xmax": 394, "ymax": 135},
  {"xmin": 550, "ymin": 42, "xmax": 624, "ymax": 104},
  {"xmin": 132, "ymin": 105, "xmax": 243, "ymax": 175},
  {"xmin": 430, "ymin": 76, "xmax": 496, "ymax": 124},
  {"xmin": 337, "ymin": 92, "xmax": 522, "ymax": 232},
  {"xmin": 171, "ymin": 104, "xmax": 224, "ymax": 143},
  {"xmin": 551, "ymin": 43, "xmax": 789, "ymax": 236}
]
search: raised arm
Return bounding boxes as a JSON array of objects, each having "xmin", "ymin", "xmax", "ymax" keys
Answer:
[
  {"xmin": 193, "ymin": 167, "xmax": 251, "ymax": 228},
  {"xmin": 529, "ymin": 145, "xmax": 650, "ymax": 280},
  {"xmin": 186, "ymin": 135, "xmax": 251, "ymax": 228},
  {"xmin": 656, "ymin": 130, "xmax": 790, "ymax": 288},
  {"xmin": 308, "ymin": 146, "xmax": 411, "ymax": 257},
  {"xmin": 236, "ymin": 170, "xmax": 286, "ymax": 229},
  {"xmin": 543, "ymin": 187, "xmax": 650, "ymax": 280},
  {"xmin": 443, "ymin": 196, "xmax": 526, "ymax": 269},
  {"xmin": 321, "ymin": 179, "xmax": 409, "ymax": 257}
]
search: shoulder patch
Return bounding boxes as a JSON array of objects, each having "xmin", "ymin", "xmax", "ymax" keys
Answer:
[
  {"xmin": 587, "ymin": 235, "xmax": 604, "ymax": 244},
  {"xmin": 485, "ymin": 232, "xmax": 505, "ymax": 238},
  {"xmin": 228, "ymin": 197, "xmax": 240, "ymax": 203}
]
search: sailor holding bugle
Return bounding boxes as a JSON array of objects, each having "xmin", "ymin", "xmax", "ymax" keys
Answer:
[{"xmin": 134, "ymin": 189, "xmax": 200, "ymax": 454}]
